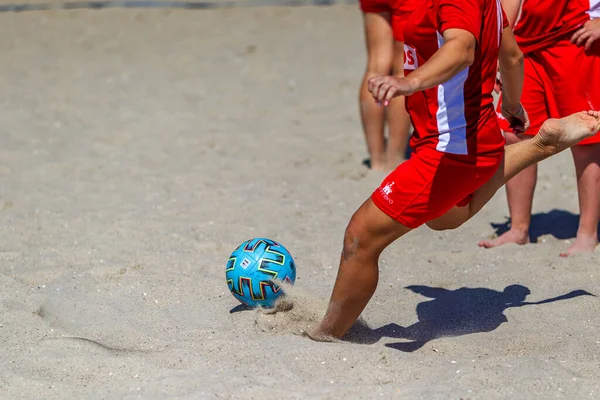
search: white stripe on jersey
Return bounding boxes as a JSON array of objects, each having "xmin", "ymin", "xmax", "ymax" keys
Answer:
[
  {"xmin": 589, "ymin": 0, "xmax": 600, "ymax": 19},
  {"xmin": 435, "ymin": 33, "xmax": 469, "ymax": 155},
  {"xmin": 496, "ymin": 0, "xmax": 503, "ymax": 46}
]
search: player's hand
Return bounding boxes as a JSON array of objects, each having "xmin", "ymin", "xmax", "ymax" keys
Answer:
[
  {"xmin": 571, "ymin": 19, "xmax": 600, "ymax": 52},
  {"xmin": 368, "ymin": 75, "xmax": 416, "ymax": 106},
  {"xmin": 501, "ymin": 102, "xmax": 530, "ymax": 135}
]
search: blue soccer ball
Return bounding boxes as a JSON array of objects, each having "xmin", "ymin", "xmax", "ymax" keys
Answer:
[{"xmin": 226, "ymin": 238, "xmax": 296, "ymax": 308}]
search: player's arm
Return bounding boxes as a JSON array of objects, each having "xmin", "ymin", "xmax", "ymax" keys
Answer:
[
  {"xmin": 498, "ymin": 26, "xmax": 524, "ymax": 115},
  {"xmin": 404, "ymin": 28, "xmax": 476, "ymax": 91},
  {"xmin": 369, "ymin": 0, "xmax": 481, "ymax": 104},
  {"xmin": 369, "ymin": 28, "xmax": 476, "ymax": 104}
]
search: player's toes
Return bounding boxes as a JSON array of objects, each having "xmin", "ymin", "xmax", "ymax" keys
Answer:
[{"xmin": 586, "ymin": 110, "xmax": 599, "ymax": 119}]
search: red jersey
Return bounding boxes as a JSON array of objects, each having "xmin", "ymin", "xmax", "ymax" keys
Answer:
[
  {"xmin": 390, "ymin": 0, "xmax": 421, "ymax": 42},
  {"xmin": 389, "ymin": 0, "xmax": 422, "ymax": 71},
  {"xmin": 402, "ymin": 0, "xmax": 509, "ymax": 155},
  {"xmin": 513, "ymin": 0, "xmax": 592, "ymax": 54}
]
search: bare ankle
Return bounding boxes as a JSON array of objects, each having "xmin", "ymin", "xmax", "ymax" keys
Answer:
[
  {"xmin": 575, "ymin": 230, "xmax": 599, "ymax": 241},
  {"xmin": 510, "ymin": 225, "xmax": 530, "ymax": 235},
  {"xmin": 532, "ymin": 132, "xmax": 559, "ymax": 156},
  {"xmin": 370, "ymin": 154, "xmax": 387, "ymax": 170}
]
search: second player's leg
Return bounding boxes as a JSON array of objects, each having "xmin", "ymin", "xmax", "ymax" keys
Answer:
[
  {"xmin": 561, "ymin": 143, "xmax": 600, "ymax": 256},
  {"xmin": 385, "ymin": 40, "xmax": 412, "ymax": 170},
  {"xmin": 359, "ymin": 12, "xmax": 394, "ymax": 171},
  {"xmin": 477, "ymin": 132, "xmax": 537, "ymax": 247},
  {"xmin": 478, "ymin": 57, "xmax": 553, "ymax": 247},
  {"xmin": 541, "ymin": 39, "xmax": 600, "ymax": 255}
]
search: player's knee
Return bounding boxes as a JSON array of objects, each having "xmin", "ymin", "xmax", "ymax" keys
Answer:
[
  {"xmin": 426, "ymin": 206, "xmax": 470, "ymax": 231},
  {"xmin": 343, "ymin": 214, "xmax": 363, "ymax": 246},
  {"xmin": 341, "ymin": 212, "xmax": 373, "ymax": 261},
  {"xmin": 366, "ymin": 55, "xmax": 393, "ymax": 76}
]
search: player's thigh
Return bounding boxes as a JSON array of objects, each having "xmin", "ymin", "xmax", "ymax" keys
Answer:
[
  {"xmin": 361, "ymin": 8, "xmax": 394, "ymax": 73},
  {"xmin": 372, "ymin": 148, "xmax": 501, "ymax": 232},
  {"xmin": 426, "ymin": 152, "xmax": 504, "ymax": 230},
  {"xmin": 425, "ymin": 206, "xmax": 470, "ymax": 231}
]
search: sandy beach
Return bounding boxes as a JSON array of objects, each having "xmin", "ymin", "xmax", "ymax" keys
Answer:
[{"xmin": 0, "ymin": 3, "xmax": 599, "ymax": 399}]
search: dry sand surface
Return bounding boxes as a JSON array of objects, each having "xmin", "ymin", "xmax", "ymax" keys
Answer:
[{"xmin": 0, "ymin": 4, "xmax": 599, "ymax": 400}]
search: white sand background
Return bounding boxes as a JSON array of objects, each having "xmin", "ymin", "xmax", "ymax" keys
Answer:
[{"xmin": 0, "ymin": 4, "xmax": 599, "ymax": 399}]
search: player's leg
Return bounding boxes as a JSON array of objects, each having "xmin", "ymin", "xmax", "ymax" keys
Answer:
[
  {"xmin": 562, "ymin": 143, "xmax": 600, "ymax": 256},
  {"xmin": 359, "ymin": 7, "xmax": 394, "ymax": 170},
  {"xmin": 478, "ymin": 134, "xmax": 537, "ymax": 245},
  {"xmin": 542, "ymin": 39, "xmax": 600, "ymax": 256},
  {"xmin": 478, "ymin": 58, "xmax": 552, "ymax": 247},
  {"xmin": 310, "ymin": 149, "xmax": 443, "ymax": 341},
  {"xmin": 308, "ymin": 198, "xmax": 411, "ymax": 341},
  {"xmin": 427, "ymin": 111, "xmax": 600, "ymax": 231},
  {"xmin": 310, "ymin": 112, "xmax": 600, "ymax": 341},
  {"xmin": 385, "ymin": 41, "xmax": 412, "ymax": 170}
]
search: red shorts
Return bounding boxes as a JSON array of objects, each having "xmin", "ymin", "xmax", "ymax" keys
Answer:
[
  {"xmin": 371, "ymin": 147, "xmax": 503, "ymax": 228},
  {"xmin": 359, "ymin": 0, "xmax": 391, "ymax": 14},
  {"xmin": 497, "ymin": 39, "xmax": 600, "ymax": 145}
]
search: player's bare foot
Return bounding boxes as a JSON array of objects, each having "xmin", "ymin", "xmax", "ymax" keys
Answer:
[
  {"xmin": 559, "ymin": 235, "xmax": 599, "ymax": 257},
  {"xmin": 363, "ymin": 157, "xmax": 386, "ymax": 171},
  {"xmin": 478, "ymin": 228, "xmax": 529, "ymax": 248},
  {"xmin": 302, "ymin": 328, "xmax": 337, "ymax": 343},
  {"xmin": 370, "ymin": 153, "xmax": 387, "ymax": 171},
  {"xmin": 534, "ymin": 111, "xmax": 600, "ymax": 154}
]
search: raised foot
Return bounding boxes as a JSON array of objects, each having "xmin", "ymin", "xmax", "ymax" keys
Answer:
[
  {"xmin": 559, "ymin": 235, "xmax": 599, "ymax": 257},
  {"xmin": 478, "ymin": 228, "xmax": 530, "ymax": 248},
  {"xmin": 535, "ymin": 111, "xmax": 600, "ymax": 153}
]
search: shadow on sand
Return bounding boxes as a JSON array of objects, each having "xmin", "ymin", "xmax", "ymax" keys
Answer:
[
  {"xmin": 488, "ymin": 209, "xmax": 600, "ymax": 243},
  {"xmin": 344, "ymin": 284, "xmax": 595, "ymax": 352}
]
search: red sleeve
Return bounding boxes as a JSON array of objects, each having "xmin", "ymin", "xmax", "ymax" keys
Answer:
[{"xmin": 436, "ymin": 0, "xmax": 482, "ymax": 40}]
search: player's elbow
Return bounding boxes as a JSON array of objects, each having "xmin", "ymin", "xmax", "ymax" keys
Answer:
[
  {"xmin": 447, "ymin": 44, "xmax": 474, "ymax": 71},
  {"xmin": 459, "ymin": 35, "xmax": 477, "ymax": 67},
  {"xmin": 457, "ymin": 40, "xmax": 475, "ymax": 68},
  {"xmin": 505, "ymin": 48, "xmax": 524, "ymax": 68},
  {"xmin": 463, "ymin": 49, "xmax": 475, "ymax": 67},
  {"xmin": 443, "ymin": 29, "xmax": 477, "ymax": 68},
  {"xmin": 513, "ymin": 49, "xmax": 524, "ymax": 67}
]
